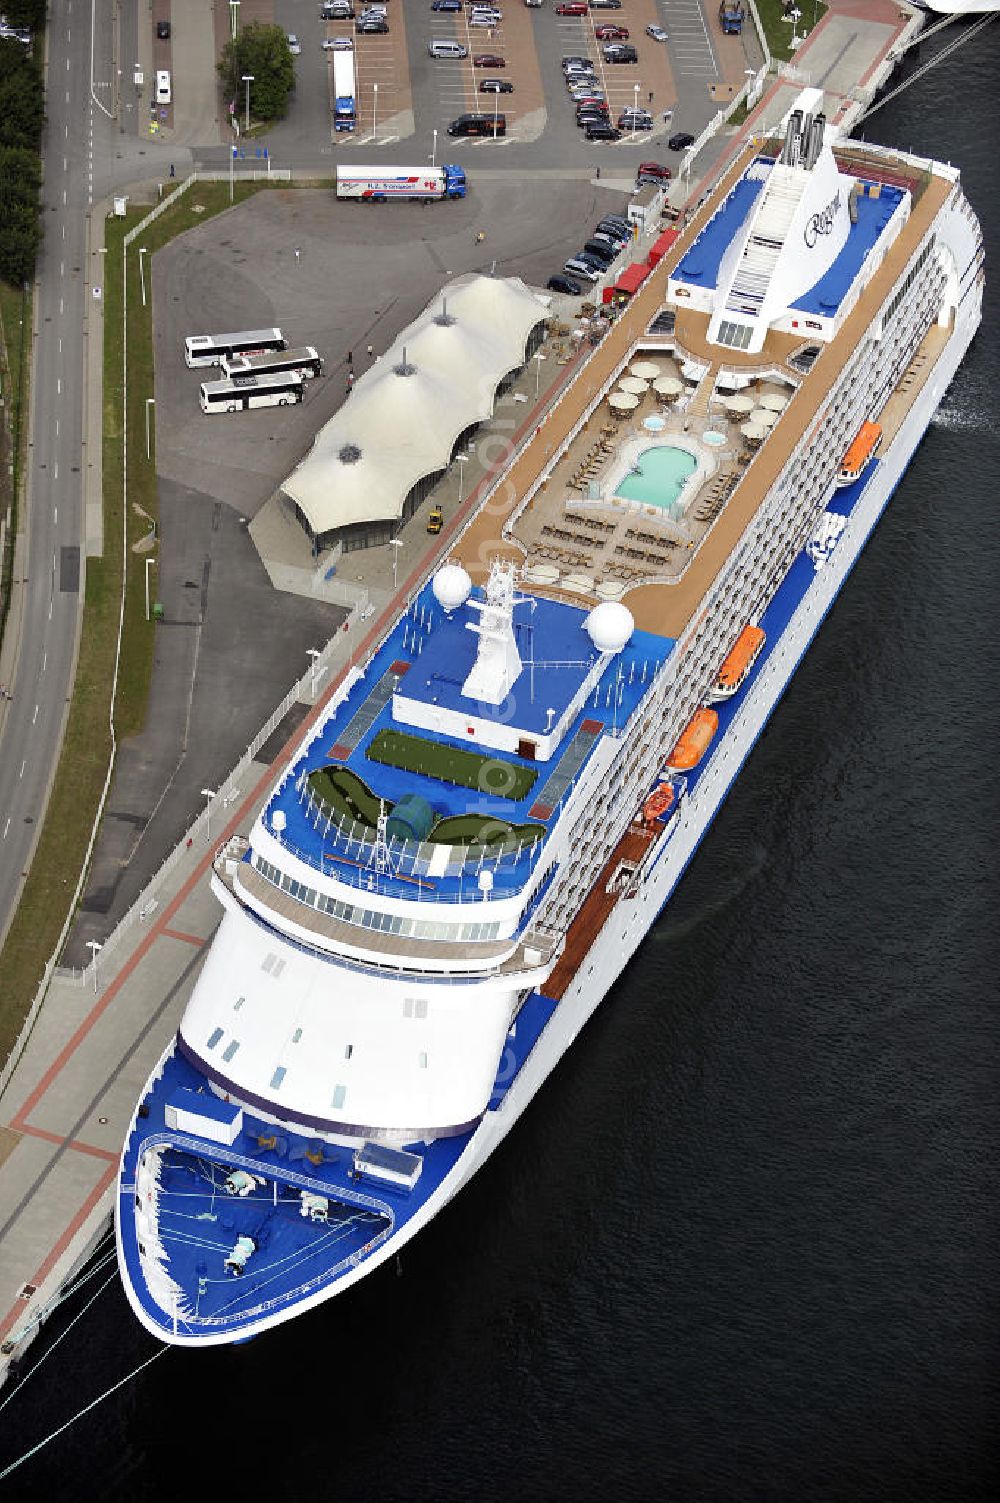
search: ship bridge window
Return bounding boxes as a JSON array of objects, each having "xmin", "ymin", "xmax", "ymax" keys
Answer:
[
  {"xmin": 206, "ymin": 1027, "xmax": 224, "ymax": 1051},
  {"xmin": 270, "ymin": 1066, "xmax": 287, "ymax": 1090},
  {"xmin": 331, "ymin": 1084, "xmax": 347, "ymax": 1110},
  {"xmin": 404, "ymin": 997, "xmax": 429, "ymax": 1019},
  {"xmin": 222, "ymin": 1040, "xmax": 240, "ymax": 1063}
]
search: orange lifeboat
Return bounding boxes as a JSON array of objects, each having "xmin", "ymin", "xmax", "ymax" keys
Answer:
[
  {"xmin": 642, "ymin": 782, "xmax": 675, "ymax": 826},
  {"xmin": 712, "ymin": 624, "xmax": 765, "ymax": 700},
  {"xmin": 837, "ymin": 420, "xmax": 882, "ymax": 487},
  {"xmin": 666, "ymin": 707, "xmax": 718, "ymax": 771}
]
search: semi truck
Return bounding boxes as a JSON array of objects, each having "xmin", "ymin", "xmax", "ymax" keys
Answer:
[
  {"xmin": 332, "ymin": 48, "xmax": 356, "ymax": 131},
  {"xmin": 335, "ymin": 165, "xmax": 467, "ymax": 201},
  {"xmin": 718, "ymin": 1, "xmax": 745, "ymax": 33}
]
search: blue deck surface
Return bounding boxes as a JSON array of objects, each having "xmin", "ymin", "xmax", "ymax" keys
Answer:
[
  {"xmin": 264, "ymin": 582, "xmax": 673, "ymax": 901},
  {"xmin": 792, "ymin": 186, "xmax": 905, "ymax": 316},
  {"xmin": 674, "ymin": 176, "xmax": 765, "ymax": 290},
  {"xmin": 120, "ymin": 1048, "xmax": 476, "ymax": 1340}
]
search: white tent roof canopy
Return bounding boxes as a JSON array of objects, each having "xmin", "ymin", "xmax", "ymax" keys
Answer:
[{"xmin": 282, "ymin": 275, "xmax": 548, "ymax": 535}]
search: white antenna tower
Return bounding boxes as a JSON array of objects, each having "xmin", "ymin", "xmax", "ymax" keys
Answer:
[
  {"xmin": 369, "ymin": 800, "xmax": 395, "ymax": 875},
  {"xmin": 461, "ymin": 557, "xmax": 528, "ymax": 705}
]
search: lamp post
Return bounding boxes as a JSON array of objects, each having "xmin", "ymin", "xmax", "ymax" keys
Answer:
[
  {"xmin": 633, "ymin": 82, "xmax": 639, "ymax": 141},
  {"xmin": 229, "ymin": 0, "xmax": 240, "ymax": 41},
  {"xmin": 138, "ymin": 245, "xmax": 148, "ymax": 307},
  {"xmin": 242, "ymin": 74, "xmax": 254, "ymax": 134},
  {"xmin": 431, "ymin": 127, "xmax": 437, "ymax": 169},
  {"xmin": 230, "ymin": 143, "xmax": 236, "ymax": 203},
  {"xmin": 306, "ymin": 647, "xmax": 322, "ymax": 700},
  {"xmin": 456, "ymin": 453, "xmax": 468, "ymax": 507},
  {"xmin": 86, "ymin": 940, "xmax": 102, "ymax": 993},
  {"xmin": 373, "ymin": 82, "xmax": 378, "ymax": 142},
  {"xmin": 145, "ymin": 556, "xmax": 157, "ymax": 621},
  {"xmin": 201, "ymin": 787, "xmax": 216, "ymax": 842},
  {"xmin": 145, "ymin": 396, "xmax": 155, "ymax": 460},
  {"xmin": 389, "ymin": 537, "xmax": 403, "ymax": 593},
  {"xmin": 534, "ymin": 350, "xmax": 545, "ymax": 400}
]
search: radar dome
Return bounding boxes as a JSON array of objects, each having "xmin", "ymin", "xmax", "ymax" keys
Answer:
[
  {"xmin": 585, "ymin": 601, "xmax": 634, "ymax": 655},
  {"xmin": 432, "ymin": 562, "xmax": 472, "ymax": 613}
]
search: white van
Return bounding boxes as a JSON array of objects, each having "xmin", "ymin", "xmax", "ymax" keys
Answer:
[
  {"xmin": 155, "ymin": 69, "xmax": 171, "ymax": 105},
  {"xmin": 428, "ymin": 39, "xmax": 468, "ymax": 58}
]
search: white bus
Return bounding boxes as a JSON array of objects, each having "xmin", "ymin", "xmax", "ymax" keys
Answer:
[
  {"xmin": 222, "ymin": 346, "xmax": 324, "ymax": 380},
  {"xmin": 184, "ymin": 328, "xmax": 285, "ymax": 369},
  {"xmin": 199, "ymin": 372, "xmax": 305, "ymax": 414}
]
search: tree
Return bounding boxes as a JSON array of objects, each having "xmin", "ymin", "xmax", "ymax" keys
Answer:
[
  {"xmin": 0, "ymin": 0, "xmax": 47, "ymax": 27},
  {"xmin": 216, "ymin": 23, "xmax": 295, "ymax": 124},
  {"xmin": 0, "ymin": 40, "xmax": 44, "ymax": 152}
]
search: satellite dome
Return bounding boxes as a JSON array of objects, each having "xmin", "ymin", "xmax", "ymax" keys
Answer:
[
  {"xmin": 585, "ymin": 601, "xmax": 634, "ymax": 655},
  {"xmin": 432, "ymin": 562, "xmax": 472, "ymax": 613}
]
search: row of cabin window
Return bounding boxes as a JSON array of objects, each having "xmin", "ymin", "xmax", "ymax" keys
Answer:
[{"xmin": 252, "ymin": 854, "xmax": 503, "ymax": 943}]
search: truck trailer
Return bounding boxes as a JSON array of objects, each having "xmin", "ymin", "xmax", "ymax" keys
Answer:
[
  {"xmin": 718, "ymin": 1, "xmax": 745, "ymax": 33},
  {"xmin": 332, "ymin": 48, "xmax": 356, "ymax": 131},
  {"xmin": 335, "ymin": 165, "xmax": 467, "ymax": 201}
]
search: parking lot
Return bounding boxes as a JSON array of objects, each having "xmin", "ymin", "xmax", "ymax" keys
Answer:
[{"xmin": 176, "ymin": 1, "xmax": 753, "ymax": 160}]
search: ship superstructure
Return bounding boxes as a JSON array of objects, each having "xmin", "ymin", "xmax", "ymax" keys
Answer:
[{"xmin": 117, "ymin": 96, "xmax": 983, "ymax": 1345}]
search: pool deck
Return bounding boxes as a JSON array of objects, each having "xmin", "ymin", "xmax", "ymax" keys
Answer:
[{"xmin": 452, "ymin": 141, "xmax": 952, "ymax": 643}]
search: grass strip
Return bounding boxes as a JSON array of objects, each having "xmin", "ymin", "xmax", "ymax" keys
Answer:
[
  {"xmin": 367, "ymin": 729, "xmax": 538, "ymax": 802},
  {"xmin": 0, "ymin": 280, "xmax": 32, "ymax": 654},
  {"xmin": 754, "ymin": 0, "xmax": 828, "ymax": 65}
]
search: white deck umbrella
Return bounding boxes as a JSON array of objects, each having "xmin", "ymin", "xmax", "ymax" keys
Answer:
[
  {"xmin": 759, "ymin": 392, "xmax": 789, "ymax": 411},
  {"xmin": 726, "ymin": 394, "xmax": 755, "ymax": 415},
  {"xmin": 653, "ymin": 375, "xmax": 683, "ymax": 396},
  {"xmin": 619, "ymin": 376, "xmax": 648, "ymax": 394},
  {"xmin": 740, "ymin": 421, "xmax": 766, "ymax": 442},
  {"xmin": 749, "ymin": 407, "xmax": 779, "ymax": 428},
  {"xmin": 630, "ymin": 360, "xmax": 661, "ymax": 380},
  {"xmin": 609, "ymin": 390, "xmax": 640, "ymax": 412}
]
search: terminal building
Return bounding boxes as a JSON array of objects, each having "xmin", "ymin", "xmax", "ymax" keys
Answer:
[{"xmin": 280, "ymin": 274, "xmax": 548, "ymax": 556}]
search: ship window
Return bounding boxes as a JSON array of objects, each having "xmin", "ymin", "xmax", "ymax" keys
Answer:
[
  {"xmin": 222, "ymin": 1040, "xmax": 240, "ymax": 1063},
  {"xmin": 344, "ymin": 1044, "xmax": 353, "ymax": 1060},
  {"xmin": 418, "ymin": 1052, "xmax": 428, "ymax": 1069},
  {"xmin": 331, "ymin": 1084, "xmax": 347, "ymax": 1110},
  {"xmin": 270, "ymin": 1066, "xmax": 287, "ymax": 1090},
  {"xmin": 207, "ymin": 1027, "xmax": 224, "ymax": 1051},
  {"xmin": 233, "ymin": 996, "xmax": 245, "ymax": 1011},
  {"xmin": 292, "ymin": 1028, "xmax": 303, "ymax": 1043}
]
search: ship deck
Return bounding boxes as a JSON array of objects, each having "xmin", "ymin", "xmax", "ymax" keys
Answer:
[{"xmin": 450, "ymin": 144, "xmax": 952, "ymax": 644}]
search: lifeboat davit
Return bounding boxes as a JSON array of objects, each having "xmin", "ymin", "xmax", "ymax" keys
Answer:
[
  {"xmin": 666, "ymin": 707, "xmax": 718, "ymax": 771},
  {"xmin": 836, "ymin": 420, "xmax": 882, "ymax": 487},
  {"xmin": 711, "ymin": 624, "xmax": 766, "ymax": 700},
  {"xmin": 642, "ymin": 782, "xmax": 675, "ymax": 826}
]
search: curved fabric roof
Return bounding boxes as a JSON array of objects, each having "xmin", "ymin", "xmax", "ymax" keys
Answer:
[{"xmin": 282, "ymin": 275, "xmax": 547, "ymax": 535}]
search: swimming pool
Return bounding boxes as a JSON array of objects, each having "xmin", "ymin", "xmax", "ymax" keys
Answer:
[{"xmin": 616, "ymin": 446, "xmax": 698, "ymax": 510}]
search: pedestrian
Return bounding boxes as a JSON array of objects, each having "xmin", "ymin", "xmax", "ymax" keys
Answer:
[
  {"xmin": 476, "ymin": 230, "xmax": 485, "ymax": 244},
  {"xmin": 347, "ymin": 349, "xmax": 353, "ymax": 367},
  {"xmin": 648, "ymin": 90, "xmax": 654, "ymax": 106},
  {"xmin": 663, "ymin": 108, "xmax": 673, "ymax": 125},
  {"xmin": 366, "ymin": 343, "xmax": 374, "ymax": 360},
  {"xmin": 294, "ymin": 246, "xmax": 301, "ymax": 262},
  {"xmin": 169, "ymin": 162, "xmax": 175, "ymax": 178}
]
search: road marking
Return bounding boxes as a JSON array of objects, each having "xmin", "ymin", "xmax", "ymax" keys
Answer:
[
  {"xmin": 19, "ymin": 762, "xmax": 25, "ymax": 779},
  {"xmin": 42, "ymin": 651, "xmax": 47, "ymax": 672},
  {"xmin": 63, "ymin": 189, "xmax": 67, "ymax": 205},
  {"xmin": 63, "ymin": 156, "xmax": 67, "ymax": 172},
  {"xmin": 59, "ymin": 297, "xmax": 64, "ymax": 314},
  {"xmin": 53, "ymin": 505, "xmax": 58, "ymax": 522},
  {"xmin": 2, "ymin": 819, "xmax": 9, "ymax": 840},
  {"xmin": 57, "ymin": 378, "xmax": 61, "ymax": 394},
  {"xmin": 60, "ymin": 261, "xmax": 64, "ymax": 278},
  {"xmin": 54, "ymin": 462, "xmax": 59, "ymax": 480},
  {"xmin": 32, "ymin": 704, "xmax": 39, "ymax": 724}
]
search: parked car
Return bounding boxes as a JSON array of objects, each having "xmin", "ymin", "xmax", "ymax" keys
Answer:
[
  {"xmin": 646, "ymin": 24, "xmax": 668, "ymax": 41},
  {"xmin": 562, "ymin": 56, "xmax": 593, "ymax": 68},
  {"xmin": 669, "ymin": 130, "xmax": 696, "ymax": 150},
  {"xmin": 594, "ymin": 24, "xmax": 628, "ymax": 39},
  {"xmin": 574, "ymin": 249, "xmax": 613, "ymax": 271},
  {"xmin": 287, "ymin": 33, "xmax": 301, "ymax": 53},
  {"xmin": 473, "ymin": 53, "xmax": 506, "ymax": 66},
  {"xmin": 547, "ymin": 273, "xmax": 582, "ymax": 295},
  {"xmin": 618, "ymin": 109, "xmax": 653, "ymax": 130},
  {"xmin": 563, "ymin": 257, "xmax": 602, "ymax": 282},
  {"xmin": 431, "ymin": 0, "xmax": 463, "ymax": 9},
  {"xmin": 603, "ymin": 43, "xmax": 637, "ymax": 62},
  {"xmin": 595, "ymin": 220, "xmax": 631, "ymax": 243},
  {"xmin": 323, "ymin": 35, "xmax": 355, "ymax": 48},
  {"xmin": 589, "ymin": 0, "xmax": 623, "ymax": 8},
  {"xmin": 577, "ymin": 107, "xmax": 610, "ymax": 125},
  {"xmin": 572, "ymin": 92, "xmax": 607, "ymax": 106},
  {"xmin": 356, "ymin": 17, "xmax": 388, "ymax": 31},
  {"xmin": 468, "ymin": 6, "xmax": 503, "ymax": 24},
  {"xmin": 426, "ymin": 506, "xmax": 444, "ymax": 534},
  {"xmin": 583, "ymin": 239, "xmax": 618, "ymax": 263},
  {"xmin": 429, "ymin": 38, "xmax": 469, "ymax": 56},
  {"xmin": 555, "ymin": 2, "xmax": 588, "ymax": 13},
  {"xmin": 156, "ymin": 20, "xmax": 171, "ymax": 39},
  {"xmin": 480, "ymin": 77, "xmax": 513, "ymax": 92},
  {"xmin": 638, "ymin": 160, "xmax": 671, "ymax": 181},
  {"xmin": 585, "ymin": 121, "xmax": 622, "ymax": 140}
]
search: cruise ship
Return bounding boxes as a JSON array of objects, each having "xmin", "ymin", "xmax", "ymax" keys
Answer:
[{"xmin": 116, "ymin": 95, "xmax": 983, "ymax": 1345}]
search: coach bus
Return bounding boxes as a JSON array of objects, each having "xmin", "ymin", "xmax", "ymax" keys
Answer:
[
  {"xmin": 184, "ymin": 328, "xmax": 286, "ymax": 369},
  {"xmin": 222, "ymin": 346, "xmax": 324, "ymax": 380},
  {"xmin": 199, "ymin": 372, "xmax": 305, "ymax": 414}
]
